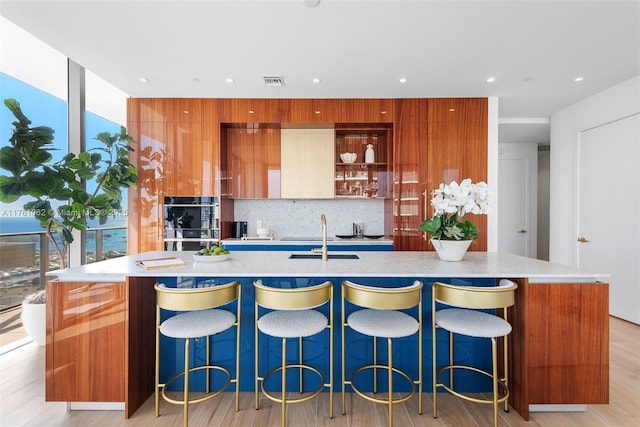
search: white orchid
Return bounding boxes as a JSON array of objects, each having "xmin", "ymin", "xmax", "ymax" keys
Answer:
[{"xmin": 421, "ymin": 179, "xmax": 493, "ymax": 241}]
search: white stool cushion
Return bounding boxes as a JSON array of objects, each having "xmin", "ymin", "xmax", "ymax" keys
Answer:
[
  {"xmin": 258, "ymin": 310, "xmax": 327, "ymax": 338},
  {"xmin": 348, "ymin": 309, "xmax": 419, "ymax": 338},
  {"xmin": 436, "ymin": 308, "xmax": 511, "ymax": 338},
  {"xmin": 160, "ymin": 309, "xmax": 236, "ymax": 339}
]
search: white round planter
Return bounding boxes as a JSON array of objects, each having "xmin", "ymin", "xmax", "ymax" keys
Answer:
[
  {"xmin": 21, "ymin": 301, "xmax": 46, "ymax": 346},
  {"xmin": 431, "ymin": 239, "xmax": 472, "ymax": 262}
]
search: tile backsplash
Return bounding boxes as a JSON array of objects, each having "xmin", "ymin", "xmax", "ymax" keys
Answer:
[{"xmin": 234, "ymin": 199, "xmax": 385, "ymax": 238}]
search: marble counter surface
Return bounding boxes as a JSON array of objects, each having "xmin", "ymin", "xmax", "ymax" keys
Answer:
[{"xmin": 47, "ymin": 250, "xmax": 608, "ymax": 282}]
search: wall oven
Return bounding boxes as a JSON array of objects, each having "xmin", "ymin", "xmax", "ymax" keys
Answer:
[{"xmin": 163, "ymin": 196, "xmax": 219, "ymax": 251}]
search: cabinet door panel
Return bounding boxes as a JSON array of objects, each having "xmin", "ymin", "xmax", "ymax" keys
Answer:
[
  {"xmin": 392, "ymin": 99, "xmax": 426, "ymax": 250},
  {"xmin": 46, "ymin": 281, "xmax": 126, "ymax": 402},
  {"xmin": 281, "ymin": 129, "xmax": 334, "ymax": 198},
  {"xmin": 426, "ymin": 99, "xmax": 488, "ymax": 251},
  {"xmin": 227, "ymin": 127, "xmax": 255, "ymax": 198},
  {"xmin": 289, "ymin": 99, "xmax": 339, "ymax": 123},
  {"xmin": 127, "ymin": 121, "xmax": 166, "ymax": 253},
  {"xmin": 254, "ymin": 127, "xmax": 281, "ymax": 198},
  {"xmin": 527, "ymin": 282, "xmax": 609, "ymax": 404},
  {"xmin": 339, "ymin": 99, "xmax": 394, "ymax": 123},
  {"xmin": 164, "ymin": 121, "xmax": 207, "ymax": 195}
]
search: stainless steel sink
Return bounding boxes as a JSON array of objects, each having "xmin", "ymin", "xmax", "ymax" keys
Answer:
[{"xmin": 289, "ymin": 253, "xmax": 359, "ymax": 260}]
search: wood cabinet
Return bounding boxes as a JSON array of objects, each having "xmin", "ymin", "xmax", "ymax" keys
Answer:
[
  {"xmin": 46, "ymin": 278, "xmax": 156, "ymax": 418},
  {"xmin": 392, "ymin": 99, "xmax": 428, "ymax": 250},
  {"xmin": 126, "ymin": 100, "xmax": 165, "ymax": 253},
  {"xmin": 127, "ymin": 97, "xmax": 489, "ymax": 252},
  {"xmin": 391, "ymin": 98, "xmax": 488, "ymax": 251},
  {"xmin": 289, "ymin": 99, "xmax": 341, "ymax": 123},
  {"xmin": 334, "ymin": 126, "xmax": 391, "ymax": 199},
  {"xmin": 46, "ymin": 281, "xmax": 126, "ymax": 403},
  {"xmin": 127, "ymin": 98, "xmax": 221, "ymax": 253},
  {"xmin": 338, "ymin": 98, "xmax": 394, "ymax": 123},
  {"xmin": 225, "ymin": 123, "xmax": 281, "ymax": 198},
  {"xmin": 509, "ymin": 279, "xmax": 609, "ymax": 420},
  {"xmin": 281, "ymin": 128, "xmax": 335, "ymax": 198},
  {"xmin": 218, "ymin": 98, "xmax": 290, "ymax": 123},
  {"xmin": 426, "ymin": 98, "xmax": 488, "ymax": 251}
]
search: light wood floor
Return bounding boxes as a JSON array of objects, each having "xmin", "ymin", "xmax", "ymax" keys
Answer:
[{"xmin": 0, "ymin": 316, "xmax": 638, "ymax": 426}]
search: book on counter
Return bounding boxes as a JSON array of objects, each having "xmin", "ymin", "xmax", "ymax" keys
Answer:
[{"xmin": 136, "ymin": 257, "xmax": 186, "ymax": 270}]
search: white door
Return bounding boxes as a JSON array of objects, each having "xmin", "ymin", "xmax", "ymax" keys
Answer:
[
  {"xmin": 498, "ymin": 144, "xmax": 537, "ymax": 257},
  {"xmin": 578, "ymin": 114, "xmax": 640, "ymax": 324}
]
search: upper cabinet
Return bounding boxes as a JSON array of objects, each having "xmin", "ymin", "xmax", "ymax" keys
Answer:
[
  {"xmin": 289, "ymin": 99, "xmax": 340, "ymax": 123},
  {"xmin": 224, "ymin": 123, "xmax": 281, "ymax": 199},
  {"xmin": 334, "ymin": 126, "xmax": 391, "ymax": 199},
  {"xmin": 338, "ymin": 99, "xmax": 394, "ymax": 123},
  {"xmin": 281, "ymin": 128, "xmax": 335, "ymax": 199}
]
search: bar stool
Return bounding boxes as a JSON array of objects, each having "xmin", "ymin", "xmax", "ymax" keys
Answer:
[
  {"xmin": 341, "ymin": 280, "xmax": 423, "ymax": 427},
  {"xmin": 154, "ymin": 281, "xmax": 241, "ymax": 427},
  {"xmin": 254, "ymin": 279, "xmax": 333, "ymax": 427},
  {"xmin": 432, "ymin": 279, "xmax": 517, "ymax": 427}
]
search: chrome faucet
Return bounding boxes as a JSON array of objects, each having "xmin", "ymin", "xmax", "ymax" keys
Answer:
[{"xmin": 311, "ymin": 213, "xmax": 328, "ymax": 261}]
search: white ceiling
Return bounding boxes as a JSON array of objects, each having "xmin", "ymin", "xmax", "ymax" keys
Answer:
[{"xmin": 1, "ymin": 0, "xmax": 639, "ymax": 145}]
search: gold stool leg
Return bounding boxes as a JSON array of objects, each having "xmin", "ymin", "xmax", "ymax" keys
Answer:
[
  {"xmin": 387, "ymin": 338, "xmax": 393, "ymax": 427},
  {"xmin": 503, "ymin": 334, "xmax": 509, "ymax": 412},
  {"xmin": 492, "ymin": 337, "xmax": 499, "ymax": 427},
  {"xmin": 373, "ymin": 336, "xmax": 378, "ymax": 394},
  {"xmin": 299, "ymin": 337, "xmax": 303, "ymax": 394},
  {"xmin": 155, "ymin": 308, "xmax": 161, "ymax": 418},
  {"xmin": 281, "ymin": 337, "xmax": 287, "ymax": 427},
  {"xmin": 235, "ymin": 320, "xmax": 240, "ymax": 412},
  {"xmin": 255, "ymin": 309, "xmax": 260, "ymax": 411},
  {"xmin": 183, "ymin": 338, "xmax": 190, "ymax": 427},
  {"xmin": 341, "ymin": 299, "xmax": 347, "ymax": 416},
  {"xmin": 432, "ymin": 322, "xmax": 437, "ymax": 418}
]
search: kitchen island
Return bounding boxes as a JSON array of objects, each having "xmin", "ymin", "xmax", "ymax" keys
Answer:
[{"xmin": 45, "ymin": 251, "xmax": 609, "ymax": 421}]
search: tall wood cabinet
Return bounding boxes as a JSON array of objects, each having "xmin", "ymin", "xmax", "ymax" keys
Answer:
[
  {"xmin": 391, "ymin": 98, "xmax": 488, "ymax": 251},
  {"xmin": 127, "ymin": 99, "xmax": 220, "ymax": 253},
  {"xmin": 127, "ymin": 97, "xmax": 488, "ymax": 253}
]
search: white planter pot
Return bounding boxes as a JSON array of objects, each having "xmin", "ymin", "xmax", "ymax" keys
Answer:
[
  {"xmin": 21, "ymin": 301, "xmax": 46, "ymax": 346},
  {"xmin": 431, "ymin": 239, "xmax": 472, "ymax": 262}
]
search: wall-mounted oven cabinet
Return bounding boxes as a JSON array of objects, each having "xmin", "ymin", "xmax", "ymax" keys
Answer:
[{"xmin": 163, "ymin": 196, "xmax": 219, "ymax": 251}]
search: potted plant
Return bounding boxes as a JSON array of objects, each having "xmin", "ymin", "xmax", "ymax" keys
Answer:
[
  {"xmin": 0, "ymin": 98, "xmax": 137, "ymax": 345},
  {"xmin": 420, "ymin": 178, "xmax": 492, "ymax": 261},
  {"xmin": 21, "ymin": 289, "xmax": 46, "ymax": 346},
  {"xmin": 0, "ymin": 98, "xmax": 138, "ymax": 269}
]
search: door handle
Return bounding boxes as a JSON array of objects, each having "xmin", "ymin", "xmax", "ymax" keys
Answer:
[
  {"xmin": 518, "ymin": 229, "xmax": 527, "ymax": 234},
  {"xmin": 578, "ymin": 237, "xmax": 589, "ymax": 243}
]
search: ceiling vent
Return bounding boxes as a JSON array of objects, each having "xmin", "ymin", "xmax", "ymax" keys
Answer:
[{"xmin": 263, "ymin": 76, "xmax": 285, "ymax": 87}]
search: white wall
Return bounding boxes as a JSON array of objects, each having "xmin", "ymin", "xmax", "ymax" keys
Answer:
[{"xmin": 549, "ymin": 75, "xmax": 640, "ymax": 266}]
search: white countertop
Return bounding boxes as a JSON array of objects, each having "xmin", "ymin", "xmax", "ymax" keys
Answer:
[{"xmin": 47, "ymin": 250, "xmax": 608, "ymax": 283}]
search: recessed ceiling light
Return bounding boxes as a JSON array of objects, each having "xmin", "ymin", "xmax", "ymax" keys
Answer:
[
  {"xmin": 522, "ymin": 76, "xmax": 534, "ymax": 83},
  {"xmin": 399, "ymin": 77, "xmax": 408, "ymax": 83},
  {"xmin": 574, "ymin": 76, "xmax": 584, "ymax": 82},
  {"xmin": 486, "ymin": 77, "xmax": 496, "ymax": 83},
  {"xmin": 304, "ymin": 0, "xmax": 321, "ymax": 7},
  {"xmin": 381, "ymin": 110, "xmax": 388, "ymax": 115},
  {"xmin": 226, "ymin": 77, "xmax": 234, "ymax": 83},
  {"xmin": 248, "ymin": 110, "xmax": 255, "ymax": 114},
  {"xmin": 139, "ymin": 77, "xmax": 148, "ymax": 83},
  {"xmin": 183, "ymin": 110, "xmax": 189, "ymax": 114},
  {"xmin": 449, "ymin": 108, "xmax": 456, "ymax": 112},
  {"xmin": 315, "ymin": 110, "xmax": 321, "ymax": 115},
  {"xmin": 312, "ymin": 78, "xmax": 321, "ymax": 84},
  {"xmin": 192, "ymin": 78, "xmax": 200, "ymax": 83}
]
